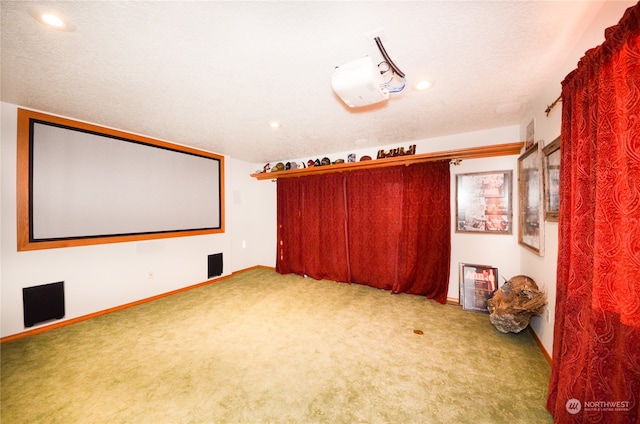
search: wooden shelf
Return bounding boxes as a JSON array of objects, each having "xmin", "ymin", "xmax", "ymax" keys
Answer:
[{"xmin": 251, "ymin": 142, "xmax": 524, "ymax": 180}]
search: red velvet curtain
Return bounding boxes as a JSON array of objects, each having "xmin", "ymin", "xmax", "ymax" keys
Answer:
[
  {"xmin": 396, "ymin": 161, "xmax": 451, "ymax": 301},
  {"xmin": 346, "ymin": 167, "xmax": 404, "ymax": 291},
  {"xmin": 299, "ymin": 173, "xmax": 350, "ymax": 282},
  {"xmin": 546, "ymin": 4, "xmax": 640, "ymax": 423},
  {"xmin": 276, "ymin": 177, "xmax": 304, "ymax": 276},
  {"xmin": 276, "ymin": 161, "xmax": 450, "ymax": 302}
]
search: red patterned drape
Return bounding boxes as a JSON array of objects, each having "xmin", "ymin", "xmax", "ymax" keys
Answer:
[
  {"xmin": 546, "ymin": 4, "xmax": 640, "ymax": 423},
  {"xmin": 299, "ymin": 173, "xmax": 350, "ymax": 282},
  {"xmin": 396, "ymin": 161, "xmax": 451, "ymax": 301},
  {"xmin": 276, "ymin": 177, "xmax": 304, "ymax": 276},
  {"xmin": 346, "ymin": 167, "xmax": 404, "ymax": 292},
  {"xmin": 276, "ymin": 174, "xmax": 350, "ymax": 280},
  {"xmin": 276, "ymin": 161, "xmax": 450, "ymax": 301}
]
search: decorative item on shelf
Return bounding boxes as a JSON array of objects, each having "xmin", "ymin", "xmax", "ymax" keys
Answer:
[
  {"xmin": 347, "ymin": 153, "xmax": 356, "ymax": 162},
  {"xmin": 487, "ymin": 275, "xmax": 547, "ymax": 333},
  {"xmin": 285, "ymin": 162, "xmax": 291, "ymax": 170},
  {"xmin": 314, "ymin": 158, "xmax": 321, "ymax": 166},
  {"xmin": 376, "ymin": 144, "xmax": 417, "ymax": 159},
  {"xmin": 333, "ymin": 158, "xmax": 345, "ymax": 164},
  {"xmin": 271, "ymin": 162, "xmax": 285, "ymax": 172},
  {"xmin": 263, "ymin": 163, "xmax": 271, "ymax": 173},
  {"xmin": 289, "ymin": 162, "xmax": 298, "ymax": 170},
  {"xmin": 250, "ymin": 143, "xmax": 525, "ymax": 180},
  {"xmin": 321, "ymin": 157, "xmax": 331, "ymax": 166}
]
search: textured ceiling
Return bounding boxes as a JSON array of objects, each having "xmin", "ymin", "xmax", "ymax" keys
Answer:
[{"xmin": 1, "ymin": 1, "xmax": 607, "ymax": 163}]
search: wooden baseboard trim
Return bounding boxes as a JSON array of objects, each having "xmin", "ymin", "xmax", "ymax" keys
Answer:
[
  {"xmin": 528, "ymin": 326, "xmax": 553, "ymax": 366},
  {"xmin": 1, "ymin": 265, "xmax": 273, "ymax": 344},
  {"xmin": 446, "ymin": 297, "xmax": 460, "ymax": 306},
  {"xmin": 246, "ymin": 265, "xmax": 275, "ymax": 272}
]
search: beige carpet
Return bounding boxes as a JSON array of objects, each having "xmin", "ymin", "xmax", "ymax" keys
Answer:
[{"xmin": 1, "ymin": 268, "xmax": 552, "ymax": 423}]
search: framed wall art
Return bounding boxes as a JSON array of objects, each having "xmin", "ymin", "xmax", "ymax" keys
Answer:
[
  {"xmin": 456, "ymin": 170, "xmax": 513, "ymax": 234},
  {"xmin": 525, "ymin": 119, "xmax": 535, "ymax": 151},
  {"xmin": 543, "ymin": 136, "xmax": 561, "ymax": 222},
  {"xmin": 459, "ymin": 263, "xmax": 498, "ymax": 312},
  {"xmin": 518, "ymin": 142, "xmax": 545, "ymax": 255}
]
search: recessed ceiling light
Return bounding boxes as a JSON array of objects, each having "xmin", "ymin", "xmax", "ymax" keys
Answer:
[
  {"xmin": 28, "ymin": 6, "xmax": 76, "ymax": 32},
  {"xmin": 269, "ymin": 121, "xmax": 281, "ymax": 128},
  {"xmin": 41, "ymin": 13, "xmax": 64, "ymax": 28},
  {"xmin": 415, "ymin": 80, "xmax": 432, "ymax": 91}
]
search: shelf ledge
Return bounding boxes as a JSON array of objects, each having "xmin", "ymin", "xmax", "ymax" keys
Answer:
[{"xmin": 251, "ymin": 142, "xmax": 524, "ymax": 180}]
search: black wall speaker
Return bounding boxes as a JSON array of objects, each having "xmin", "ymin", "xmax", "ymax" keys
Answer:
[
  {"xmin": 208, "ymin": 253, "xmax": 223, "ymax": 279},
  {"xmin": 23, "ymin": 281, "xmax": 65, "ymax": 327}
]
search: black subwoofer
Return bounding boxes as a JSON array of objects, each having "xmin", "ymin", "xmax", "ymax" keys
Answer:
[
  {"xmin": 23, "ymin": 281, "xmax": 65, "ymax": 327},
  {"xmin": 208, "ymin": 253, "xmax": 223, "ymax": 279}
]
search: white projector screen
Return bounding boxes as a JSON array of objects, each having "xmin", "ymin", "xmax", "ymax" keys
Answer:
[{"xmin": 17, "ymin": 109, "xmax": 224, "ymax": 250}]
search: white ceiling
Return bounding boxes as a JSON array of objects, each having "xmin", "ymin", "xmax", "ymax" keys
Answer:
[{"xmin": 1, "ymin": 1, "xmax": 608, "ymax": 164}]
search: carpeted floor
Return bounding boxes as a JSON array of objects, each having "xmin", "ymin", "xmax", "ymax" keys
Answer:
[{"xmin": 1, "ymin": 268, "xmax": 553, "ymax": 423}]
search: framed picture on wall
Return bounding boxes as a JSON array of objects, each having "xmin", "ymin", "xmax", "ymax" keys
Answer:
[
  {"xmin": 459, "ymin": 263, "xmax": 498, "ymax": 312},
  {"xmin": 456, "ymin": 170, "xmax": 513, "ymax": 234},
  {"xmin": 518, "ymin": 142, "xmax": 545, "ymax": 255},
  {"xmin": 543, "ymin": 136, "xmax": 561, "ymax": 222},
  {"xmin": 525, "ymin": 119, "xmax": 535, "ymax": 151}
]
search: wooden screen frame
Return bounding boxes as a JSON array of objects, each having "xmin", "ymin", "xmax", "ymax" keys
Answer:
[{"xmin": 17, "ymin": 108, "xmax": 225, "ymax": 251}]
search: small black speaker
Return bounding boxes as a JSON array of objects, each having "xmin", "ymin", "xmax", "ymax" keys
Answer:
[
  {"xmin": 208, "ymin": 253, "xmax": 223, "ymax": 279},
  {"xmin": 23, "ymin": 281, "xmax": 65, "ymax": 327}
]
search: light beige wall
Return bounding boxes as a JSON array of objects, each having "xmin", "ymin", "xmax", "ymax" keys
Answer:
[
  {"xmin": 0, "ymin": 103, "xmax": 249, "ymax": 338},
  {"xmin": 229, "ymin": 158, "xmax": 277, "ymax": 271}
]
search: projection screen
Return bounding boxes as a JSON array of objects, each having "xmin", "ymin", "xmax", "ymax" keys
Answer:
[{"xmin": 17, "ymin": 109, "xmax": 224, "ymax": 251}]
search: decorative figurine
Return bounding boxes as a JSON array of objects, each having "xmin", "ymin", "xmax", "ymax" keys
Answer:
[{"xmin": 377, "ymin": 144, "xmax": 417, "ymax": 159}]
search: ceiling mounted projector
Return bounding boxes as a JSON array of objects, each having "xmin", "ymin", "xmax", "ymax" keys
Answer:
[{"xmin": 331, "ymin": 56, "xmax": 389, "ymax": 108}]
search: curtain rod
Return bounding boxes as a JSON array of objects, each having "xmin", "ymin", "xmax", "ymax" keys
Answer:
[{"xmin": 545, "ymin": 95, "xmax": 562, "ymax": 116}]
